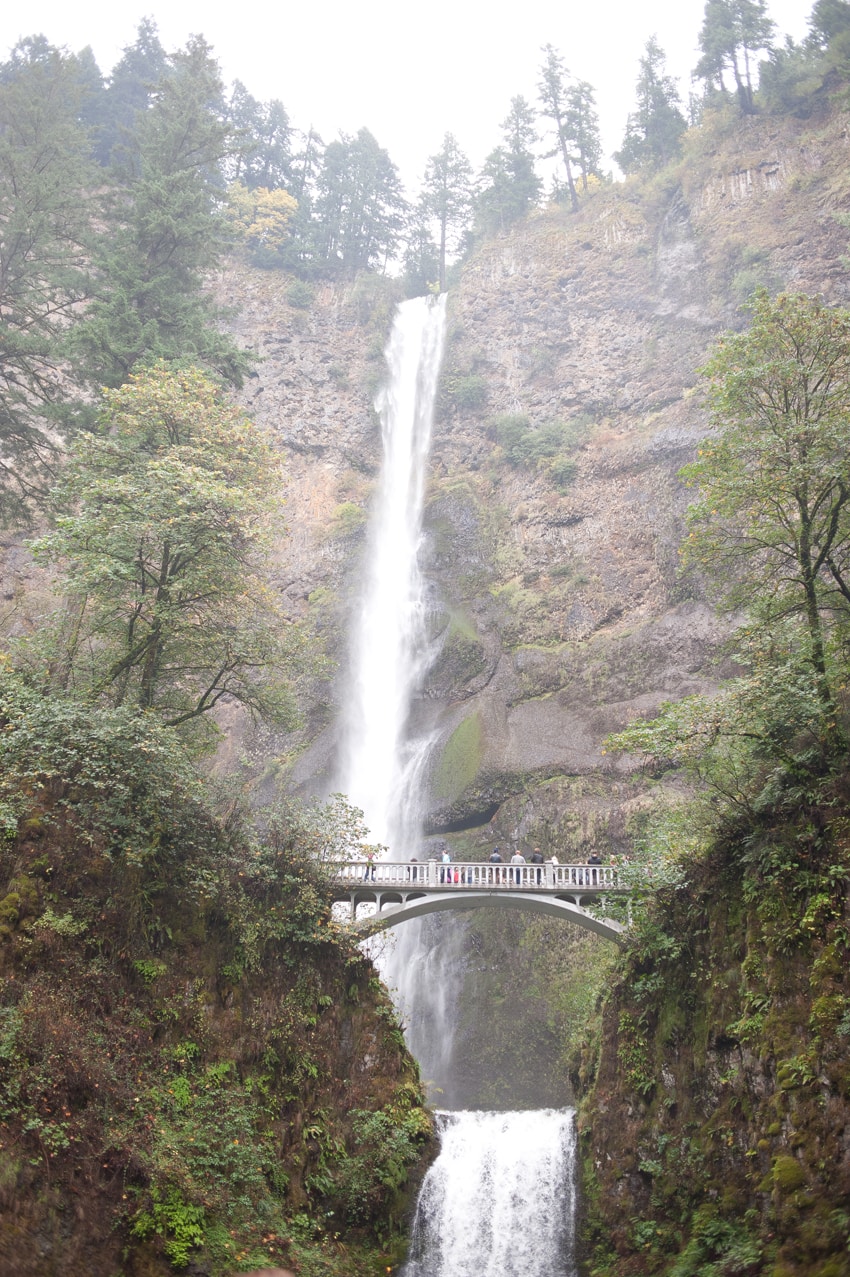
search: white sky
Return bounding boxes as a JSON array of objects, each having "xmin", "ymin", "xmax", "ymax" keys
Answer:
[{"xmin": 0, "ymin": 0, "xmax": 813, "ymax": 191}]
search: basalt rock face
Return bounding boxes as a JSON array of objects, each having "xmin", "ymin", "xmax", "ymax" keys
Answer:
[{"xmin": 222, "ymin": 106, "xmax": 850, "ymax": 859}]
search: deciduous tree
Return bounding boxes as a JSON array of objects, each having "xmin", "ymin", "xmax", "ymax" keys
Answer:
[
  {"xmin": 682, "ymin": 291, "xmax": 850, "ymax": 722},
  {"xmin": 31, "ymin": 365, "xmax": 302, "ymax": 746}
]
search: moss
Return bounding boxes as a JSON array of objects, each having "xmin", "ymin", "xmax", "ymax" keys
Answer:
[
  {"xmin": 771, "ymin": 1156, "xmax": 806, "ymax": 1193},
  {"xmin": 432, "ymin": 713, "xmax": 483, "ymax": 804}
]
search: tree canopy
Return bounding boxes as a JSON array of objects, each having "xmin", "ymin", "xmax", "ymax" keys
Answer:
[
  {"xmin": 30, "ymin": 365, "xmax": 303, "ymax": 747},
  {"xmin": 682, "ymin": 292, "xmax": 850, "ymax": 724}
]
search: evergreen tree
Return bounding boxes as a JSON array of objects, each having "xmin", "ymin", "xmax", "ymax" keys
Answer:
[
  {"xmin": 95, "ymin": 18, "xmax": 168, "ymax": 169},
  {"xmin": 0, "ymin": 38, "xmax": 95, "ymax": 523},
  {"xmin": 311, "ymin": 127, "xmax": 406, "ymax": 274},
  {"xmin": 565, "ymin": 81, "xmax": 603, "ymax": 191},
  {"xmin": 615, "ymin": 37, "xmax": 687, "ymax": 174},
  {"xmin": 73, "ymin": 36, "xmax": 247, "ymax": 390},
  {"xmin": 403, "ymin": 193, "xmax": 441, "ymax": 295},
  {"xmin": 476, "ymin": 96, "xmax": 541, "ymax": 233},
  {"xmin": 227, "ymin": 81, "xmax": 291, "ymax": 191},
  {"xmin": 422, "ymin": 132, "xmax": 473, "ymax": 291},
  {"xmin": 537, "ymin": 45, "xmax": 579, "ymax": 210},
  {"xmin": 694, "ymin": 0, "xmax": 776, "ymax": 112}
]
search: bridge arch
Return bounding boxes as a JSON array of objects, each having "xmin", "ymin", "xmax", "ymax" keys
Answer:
[{"xmin": 349, "ymin": 890, "xmax": 626, "ymax": 943}]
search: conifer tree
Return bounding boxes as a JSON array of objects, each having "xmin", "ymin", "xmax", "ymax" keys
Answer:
[
  {"xmin": 95, "ymin": 18, "xmax": 168, "ymax": 169},
  {"xmin": 537, "ymin": 45, "xmax": 579, "ymax": 210},
  {"xmin": 615, "ymin": 37, "xmax": 687, "ymax": 173},
  {"xmin": 73, "ymin": 36, "xmax": 247, "ymax": 390},
  {"xmin": 0, "ymin": 38, "xmax": 95, "ymax": 522},
  {"xmin": 565, "ymin": 81, "xmax": 603, "ymax": 191},
  {"xmin": 311, "ymin": 128, "xmax": 406, "ymax": 274},
  {"xmin": 476, "ymin": 96, "xmax": 541, "ymax": 233},
  {"xmin": 694, "ymin": 0, "xmax": 775, "ymax": 112},
  {"xmin": 423, "ymin": 132, "xmax": 473, "ymax": 291}
]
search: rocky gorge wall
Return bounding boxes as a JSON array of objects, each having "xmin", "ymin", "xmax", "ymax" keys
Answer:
[{"xmin": 219, "ymin": 103, "xmax": 850, "ymax": 867}]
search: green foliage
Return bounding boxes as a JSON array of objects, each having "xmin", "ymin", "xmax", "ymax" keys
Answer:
[
  {"xmin": 615, "ymin": 37, "xmax": 687, "ymax": 173},
  {"xmin": 0, "ymin": 37, "xmax": 96, "ymax": 522},
  {"xmin": 475, "ymin": 96, "xmax": 542, "ymax": 234},
  {"xmin": 421, "ymin": 133, "xmax": 473, "ymax": 292},
  {"xmin": 29, "ymin": 364, "xmax": 304, "ymax": 744},
  {"xmin": 309, "ymin": 128, "xmax": 406, "ymax": 277},
  {"xmin": 443, "ymin": 373, "xmax": 489, "ymax": 411},
  {"xmin": 73, "ymin": 36, "xmax": 248, "ymax": 390},
  {"xmin": 0, "ymin": 660, "xmax": 214, "ymax": 869},
  {"xmin": 693, "ymin": 0, "xmax": 776, "ymax": 114},
  {"xmin": 683, "ymin": 291, "xmax": 850, "ymax": 729},
  {"xmin": 491, "ymin": 412, "xmax": 586, "ymax": 491}
]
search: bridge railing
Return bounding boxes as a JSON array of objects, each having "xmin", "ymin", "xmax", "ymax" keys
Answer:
[{"xmin": 326, "ymin": 860, "xmax": 620, "ymax": 891}]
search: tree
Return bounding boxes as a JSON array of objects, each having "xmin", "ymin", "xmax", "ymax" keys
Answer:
[
  {"xmin": 615, "ymin": 37, "xmax": 687, "ymax": 173},
  {"xmin": 30, "ymin": 365, "xmax": 302, "ymax": 745},
  {"xmin": 73, "ymin": 36, "xmax": 247, "ymax": 390},
  {"xmin": 95, "ymin": 18, "xmax": 168, "ymax": 169},
  {"xmin": 226, "ymin": 81, "xmax": 292, "ymax": 191},
  {"xmin": 312, "ymin": 128, "xmax": 406, "ymax": 274},
  {"xmin": 682, "ymin": 291, "xmax": 850, "ymax": 723},
  {"xmin": 537, "ymin": 45, "xmax": 579, "ymax": 210},
  {"xmin": 694, "ymin": 0, "xmax": 776, "ymax": 112},
  {"xmin": 403, "ymin": 193, "xmax": 441, "ymax": 295},
  {"xmin": 564, "ymin": 81, "xmax": 603, "ymax": 191},
  {"xmin": 227, "ymin": 182, "xmax": 298, "ymax": 264},
  {"xmin": 475, "ymin": 96, "xmax": 541, "ymax": 233},
  {"xmin": 422, "ymin": 133, "xmax": 473, "ymax": 291},
  {"xmin": 0, "ymin": 38, "xmax": 95, "ymax": 523}
]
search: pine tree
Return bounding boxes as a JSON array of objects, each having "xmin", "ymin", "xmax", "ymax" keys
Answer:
[
  {"xmin": 423, "ymin": 133, "xmax": 473, "ymax": 291},
  {"xmin": 565, "ymin": 81, "xmax": 603, "ymax": 191},
  {"xmin": 537, "ymin": 45, "xmax": 579, "ymax": 210},
  {"xmin": 476, "ymin": 96, "xmax": 541, "ymax": 233},
  {"xmin": 73, "ymin": 36, "xmax": 247, "ymax": 390},
  {"xmin": 694, "ymin": 0, "xmax": 776, "ymax": 112},
  {"xmin": 0, "ymin": 38, "xmax": 95, "ymax": 522},
  {"xmin": 95, "ymin": 18, "xmax": 168, "ymax": 169},
  {"xmin": 310, "ymin": 128, "xmax": 406, "ymax": 275},
  {"xmin": 615, "ymin": 37, "xmax": 687, "ymax": 174}
]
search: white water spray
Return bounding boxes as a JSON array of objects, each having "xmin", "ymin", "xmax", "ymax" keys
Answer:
[
  {"xmin": 403, "ymin": 1110, "xmax": 578, "ymax": 1277},
  {"xmin": 336, "ymin": 294, "xmax": 446, "ymax": 853},
  {"xmin": 335, "ymin": 297, "xmax": 579, "ymax": 1274}
]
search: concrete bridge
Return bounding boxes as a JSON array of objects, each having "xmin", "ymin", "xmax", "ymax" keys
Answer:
[{"xmin": 327, "ymin": 860, "xmax": 629, "ymax": 943}]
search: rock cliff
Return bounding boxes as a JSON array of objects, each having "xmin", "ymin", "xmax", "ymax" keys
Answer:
[{"xmin": 218, "ymin": 103, "xmax": 850, "ymax": 862}]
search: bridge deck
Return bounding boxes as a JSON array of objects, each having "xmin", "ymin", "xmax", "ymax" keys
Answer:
[
  {"xmin": 328, "ymin": 859, "xmax": 623, "ymax": 894},
  {"xmin": 325, "ymin": 860, "xmax": 629, "ymax": 942}
]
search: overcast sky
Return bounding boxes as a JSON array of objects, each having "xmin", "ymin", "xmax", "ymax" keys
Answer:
[{"xmin": 0, "ymin": 0, "xmax": 814, "ymax": 191}]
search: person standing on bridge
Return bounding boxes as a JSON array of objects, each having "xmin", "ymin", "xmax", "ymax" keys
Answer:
[
  {"xmin": 510, "ymin": 848, "xmax": 526, "ymax": 885},
  {"xmin": 530, "ymin": 847, "xmax": 544, "ymax": 885},
  {"xmin": 489, "ymin": 847, "xmax": 503, "ymax": 885},
  {"xmin": 441, "ymin": 848, "xmax": 451, "ymax": 884}
]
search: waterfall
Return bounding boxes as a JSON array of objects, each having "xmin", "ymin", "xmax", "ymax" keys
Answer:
[
  {"xmin": 403, "ymin": 1110, "xmax": 578, "ymax": 1277},
  {"xmin": 334, "ymin": 293, "xmax": 460, "ymax": 1085},
  {"xmin": 336, "ymin": 293, "xmax": 446, "ymax": 854},
  {"xmin": 335, "ymin": 296, "xmax": 577, "ymax": 1275}
]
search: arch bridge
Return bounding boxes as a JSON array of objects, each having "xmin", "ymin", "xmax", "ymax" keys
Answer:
[{"xmin": 326, "ymin": 860, "xmax": 629, "ymax": 943}]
